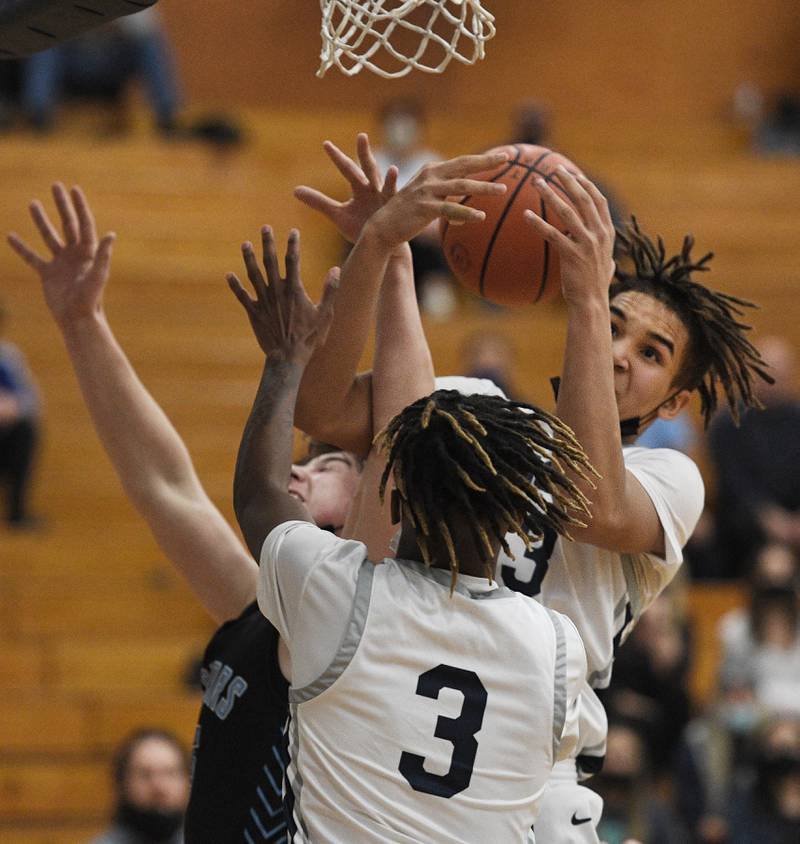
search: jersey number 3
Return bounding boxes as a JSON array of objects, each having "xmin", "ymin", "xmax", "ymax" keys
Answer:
[{"xmin": 399, "ymin": 664, "xmax": 487, "ymax": 798}]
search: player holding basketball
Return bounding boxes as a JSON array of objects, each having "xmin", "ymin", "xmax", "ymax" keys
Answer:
[
  {"xmin": 6, "ymin": 184, "xmax": 364, "ymax": 843},
  {"xmin": 229, "ymin": 216, "xmax": 594, "ymax": 842},
  {"xmin": 292, "ymin": 139, "xmax": 770, "ymax": 842}
]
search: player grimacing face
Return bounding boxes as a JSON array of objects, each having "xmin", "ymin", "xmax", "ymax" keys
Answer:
[
  {"xmin": 609, "ymin": 291, "xmax": 691, "ymax": 429},
  {"xmin": 288, "ymin": 451, "xmax": 361, "ymax": 532}
]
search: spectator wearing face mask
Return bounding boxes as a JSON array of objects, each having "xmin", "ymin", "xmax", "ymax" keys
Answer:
[
  {"xmin": 728, "ymin": 715, "xmax": 800, "ymax": 843},
  {"xmin": 592, "ymin": 720, "xmax": 686, "ymax": 844},
  {"xmin": 88, "ymin": 729, "xmax": 189, "ymax": 844},
  {"xmin": 674, "ymin": 667, "xmax": 764, "ymax": 843}
]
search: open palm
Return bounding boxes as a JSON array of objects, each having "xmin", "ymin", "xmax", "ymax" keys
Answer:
[{"xmin": 7, "ymin": 183, "xmax": 115, "ymax": 328}]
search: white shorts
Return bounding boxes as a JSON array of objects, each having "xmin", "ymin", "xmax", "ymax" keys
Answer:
[{"xmin": 532, "ymin": 759, "xmax": 604, "ymax": 844}]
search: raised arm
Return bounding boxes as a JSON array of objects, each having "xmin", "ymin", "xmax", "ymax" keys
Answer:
[
  {"xmin": 228, "ymin": 227, "xmax": 339, "ymax": 557},
  {"xmin": 8, "ymin": 184, "xmax": 257, "ymax": 624},
  {"xmin": 294, "ymin": 136, "xmax": 509, "ymax": 456},
  {"xmin": 524, "ymin": 169, "xmax": 666, "ymax": 555}
]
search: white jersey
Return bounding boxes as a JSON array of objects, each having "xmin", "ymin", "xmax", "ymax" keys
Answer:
[
  {"xmin": 258, "ymin": 521, "xmax": 587, "ymax": 844},
  {"xmin": 436, "ymin": 377, "xmax": 705, "ymax": 773}
]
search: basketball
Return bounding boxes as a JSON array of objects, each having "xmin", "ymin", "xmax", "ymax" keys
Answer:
[{"xmin": 440, "ymin": 144, "xmax": 584, "ymax": 307}]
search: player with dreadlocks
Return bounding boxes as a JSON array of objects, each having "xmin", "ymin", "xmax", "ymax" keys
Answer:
[
  {"xmin": 287, "ymin": 140, "xmax": 772, "ymax": 844},
  {"xmin": 230, "ymin": 222, "xmax": 594, "ymax": 843},
  {"xmin": 502, "ymin": 169, "xmax": 773, "ymax": 842}
]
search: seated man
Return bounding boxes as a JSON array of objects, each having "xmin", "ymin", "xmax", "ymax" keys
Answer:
[
  {"xmin": 0, "ymin": 299, "xmax": 39, "ymax": 527},
  {"xmin": 88, "ymin": 728, "xmax": 189, "ymax": 844}
]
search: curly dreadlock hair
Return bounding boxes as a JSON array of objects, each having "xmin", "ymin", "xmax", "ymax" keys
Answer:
[
  {"xmin": 612, "ymin": 217, "xmax": 773, "ymax": 427},
  {"xmin": 376, "ymin": 389, "xmax": 597, "ymax": 591}
]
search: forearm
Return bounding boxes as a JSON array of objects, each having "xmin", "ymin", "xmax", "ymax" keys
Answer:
[
  {"xmin": 234, "ymin": 355, "xmax": 307, "ymax": 557},
  {"xmin": 556, "ymin": 298, "xmax": 627, "ymax": 525},
  {"xmin": 295, "ymin": 225, "xmax": 393, "ymax": 454},
  {"xmin": 61, "ymin": 312, "xmax": 204, "ymax": 511},
  {"xmin": 373, "ymin": 243, "xmax": 435, "ymax": 431}
]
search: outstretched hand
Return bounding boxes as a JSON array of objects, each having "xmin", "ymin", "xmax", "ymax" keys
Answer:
[
  {"xmin": 227, "ymin": 227, "xmax": 339, "ymax": 364},
  {"xmin": 366, "ymin": 150, "xmax": 509, "ymax": 249},
  {"xmin": 523, "ymin": 166, "xmax": 615, "ymax": 305},
  {"xmin": 295, "ymin": 132, "xmax": 398, "ymax": 244},
  {"xmin": 7, "ymin": 183, "xmax": 116, "ymax": 328}
]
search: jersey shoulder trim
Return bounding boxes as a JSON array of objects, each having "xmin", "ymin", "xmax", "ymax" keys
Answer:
[
  {"xmin": 289, "ymin": 560, "xmax": 375, "ymax": 705},
  {"xmin": 546, "ymin": 608, "xmax": 568, "ymax": 761}
]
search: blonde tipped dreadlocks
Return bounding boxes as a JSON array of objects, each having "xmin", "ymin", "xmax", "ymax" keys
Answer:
[
  {"xmin": 613, "ymin": 217, "xmax": 773, "ymax": 426},
  {"xmin": 376, "ymin": 390, "xmax": 598, "ymax": 592}
]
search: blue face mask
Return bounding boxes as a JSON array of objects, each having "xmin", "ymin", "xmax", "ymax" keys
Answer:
[{"xmin": 720, "ymin": 702, "xmax": 759, "ymax": 735}]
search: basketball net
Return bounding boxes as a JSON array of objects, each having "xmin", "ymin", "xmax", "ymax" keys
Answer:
[{"xmin": 318, "ymin": 0, "xmax": 496, "ymax": 79}]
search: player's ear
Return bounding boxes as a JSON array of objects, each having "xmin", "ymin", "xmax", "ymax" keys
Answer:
[
  {"xmin": 657, "ymin": 389, "xmax": 691, "ymax": 421},
  {"xmin": 390, "ymin": 489, "xmax": 402, "ymax": 525}
]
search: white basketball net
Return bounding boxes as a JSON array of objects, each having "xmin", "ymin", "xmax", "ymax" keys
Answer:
[{"xmin": 318, "ymin": 0, "xmax": 496, "ymax": 79}]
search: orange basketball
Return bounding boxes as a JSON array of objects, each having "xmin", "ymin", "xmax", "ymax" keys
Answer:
[{"xmin": 441, "ymin": 144, "xmax": 584, "ymax": 306}]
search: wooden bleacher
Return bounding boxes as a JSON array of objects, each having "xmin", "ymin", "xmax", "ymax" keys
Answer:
[{"xmin": 0, "ymin": 106, "xmax": 796, "ymax": 837}]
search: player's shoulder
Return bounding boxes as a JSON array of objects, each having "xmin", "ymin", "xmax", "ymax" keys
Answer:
[{"xmin": 623, "ymin": 445, "xmax": 704, "ymax": 492}]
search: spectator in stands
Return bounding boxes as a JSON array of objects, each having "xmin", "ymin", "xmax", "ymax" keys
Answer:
[
  {"xmin": 675, "ymin": 666, "xmax": 763, "ymax": 843},
  {"xmin": 373, "ymin": 97, "xmax": 455, "ymax": 316},
  {"xmin": 0, "ymin": 299, "xmax": 40, "ymax": 528},
  {"xmin": 718, "ymin": 545, "xmax": 800, "ymax": 716},
  {"xmin": 459, "ymin": 329, "xmax": 520, "ymax": 400},
  {"xmin": 89, "ymin": 728, "xmax": 189, "ymax": 844},
  {"xmin": 755, "ymin": 92, "xmax": 800, "ymax": 156},
  {"xmin": 728, "ymin": 714, "xmax": 800, "ymax": 843},
  {"xmin": 593, "ymin": 720, "xmax": 686, "ymax": 844},
  {"xmin": 20, "ymin": 8, "xmax": 181, "ymax": 134},
  {"xmin": 708, "ymin": 335, "xmax": 800, "ymax": 577}
]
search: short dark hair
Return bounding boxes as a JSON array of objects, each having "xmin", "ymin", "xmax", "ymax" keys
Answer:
[
  {"xmin": 612, "ymin": 217, "xmax": 772, "ymax": 426},
  {"xmin": 376, "ymin": 389, "xmax": 596, "ymax": 589},
  {"xmin": 113, "ymin": 728, "xmax": 188, "ymax": 791}
]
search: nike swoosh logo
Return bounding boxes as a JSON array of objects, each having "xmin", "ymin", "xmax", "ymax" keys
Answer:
[{"xmin": 571, "ymin": 813, "xmax": 592, "ymax": 826}]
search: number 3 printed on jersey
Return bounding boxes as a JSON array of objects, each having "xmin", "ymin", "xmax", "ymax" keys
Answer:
[
  {"xmin": 500, "ymin": 525, "xmax": 557, "ymax": 597},
  {"xmin": 399, "ymin": 664, "xmax": 487, "ymax": 798}
]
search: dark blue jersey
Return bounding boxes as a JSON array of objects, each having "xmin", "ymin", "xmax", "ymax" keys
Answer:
[{"xmin": 184, "ymin": 601, "xmax": 289, "ymax": 843}]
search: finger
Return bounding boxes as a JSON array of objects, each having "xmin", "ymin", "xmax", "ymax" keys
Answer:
[
  {"xmin": 284, "ymin": 229, "xmax": 301, "ymax": 293},
  {"xmin": 323, "ymin": 139, "xmax": 369, "ymax": 190},
  {"xmin": 226, "ymin": 272, "xmax": 256, "ymax": 310},
  {"xmin": 523, "ymin": 208, "xmax": 573, "ymax": 250},
  {"xmin": 294, "ymin": 186, "xmax": 342, "ymax": 219},
  {"xmin": 91, "ymin": 232, "xmax": 116, "ymax": 282},
  {"xmin": 551, "ymin": 165, "xmax": 601, "ymax": 229},
  {"xmin": 356, "ymin": 132, "xmax": 381, "ymax": 190},
  {"xmin": 7, "ymin": 233, "xmax": 46, "ymax": 271},
  {"xmin": 433, "ymin": 151, "xmax": 509, "ymax": 180},
  {"xmin": 576, "ymin": 172, "xmax": 613, "ymax": 228},
  {"xmin": 381, "ymin": 165, "xmax": 398, "ymax": 200},
  {"xmin": 440, "ymin": 202, "xmax": 486, "ymax": 225},
  {"xmin": 260, "ymin": 226, "xmax": 282, "ymax": 287},
  {"xmin": 70, "ymin": 185, "xmax": 98, "ymax": 247},
  {"xmin": 51, "ymin": 182, "xmax": 79, "ymax": 246},
  {"xmin": 29, "ymin": 200, "xmax": 63, "ymax": 254},
  {"xmin": 428, "ymin": 178, "xmax": 507, "ymax": 198},
  {"xmin": 534, "ymin": 177, "xmax": 585, "ymax": 238},
  {"xmin": 241, "ymin": 241, "xmax": 269, "ymax": 301}
]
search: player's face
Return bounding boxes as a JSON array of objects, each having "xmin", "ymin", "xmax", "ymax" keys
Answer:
[
  {"xmin": 609, "ymin": 291, "xmax": 691, "ymax": 425},
  {"xmin": 289, "ymin": 452, "xmax": 361, "ymax": 531},
  {"xmin": 123, "ymin": 738, "xmax": 189, "ymax": 811}
]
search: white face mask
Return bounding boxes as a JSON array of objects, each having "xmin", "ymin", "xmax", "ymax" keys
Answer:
[{"xmin": 384, "ymin": 114, "xmax": 420, "ymax": 151}]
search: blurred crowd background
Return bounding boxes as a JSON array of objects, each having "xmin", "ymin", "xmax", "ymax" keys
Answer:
[{"xmin": 1, "ymin": 2, "xmax": 799, "ymax": 842}]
